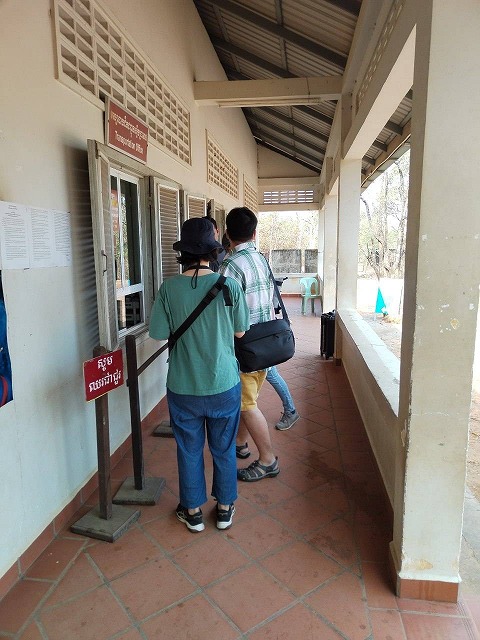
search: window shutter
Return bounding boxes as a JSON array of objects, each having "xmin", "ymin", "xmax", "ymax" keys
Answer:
[
  {"xmin": 214, "ymin": 204, "xmax": 226, "ymax": 237},
  {"xmin": 87, "ymin": 139, "xmax": 119, "ymax": 351},
  {"xmin": 186, "ymin": 195, "xmax": 206, "ymax": 219},
  {"xmin": 155, "ymin": 181, "xmax": 180, "ymax": 283}
]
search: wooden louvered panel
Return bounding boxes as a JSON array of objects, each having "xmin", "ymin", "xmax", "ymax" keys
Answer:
[
  {"xmin": 187, "ymin": 196, "xmax": 206, "ymax": 219},
  {"xmin": 87, "ymin": 139, "xmax": 119, "ymax": 351},
  {"xmin": 159, "ymin": 185, "xmax": 180, "ymax": 281},
  {"xmin": 214, "ymin": 205, "xmax": 226, "ymax": 237}
]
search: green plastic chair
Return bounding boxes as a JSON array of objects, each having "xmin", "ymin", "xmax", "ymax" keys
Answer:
[{"xmin": 300, "ymin": 277, "xmax": 322, "ymax": 315}]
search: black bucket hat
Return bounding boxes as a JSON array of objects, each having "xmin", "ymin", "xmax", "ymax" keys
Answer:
[{"xmin": 173, "ymin": 217, "xmax": 223, "ymax": 254}]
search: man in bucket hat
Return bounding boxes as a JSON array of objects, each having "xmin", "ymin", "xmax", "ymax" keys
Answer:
[{"xmin": 150, "ymin": 217, "xmax": 249, "ymax": 532}]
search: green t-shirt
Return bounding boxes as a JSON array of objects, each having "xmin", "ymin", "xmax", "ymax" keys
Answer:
[{"xmin": 149, "ymin": 273, "xmax": 250, "ymax": 395}]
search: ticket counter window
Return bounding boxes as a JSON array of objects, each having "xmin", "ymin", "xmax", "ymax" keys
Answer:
[
  {"xmin": 110, "ymin": 171, "xmax": 144, "ymax": 331},
  {"xmin": 88, "ymin": 139, "xmax": 181, "ymax": 351}
]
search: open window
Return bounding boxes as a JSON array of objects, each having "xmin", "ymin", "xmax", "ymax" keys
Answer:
[
  {"xmin": 110, "ymin": 169, "xmax": 144, "ymax": 332},
  {"xmin": 88, "ymin": 140, "xmax": 180, "ymax": 350}
]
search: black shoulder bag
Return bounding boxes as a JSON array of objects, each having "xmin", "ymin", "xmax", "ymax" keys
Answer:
[
  {"xmin": 168, "ymin": 275, "xmax": 230, "ymax": 352},
  {"xmin": 234, "ymin": 260, "xmax": 295, "ymax": 373}
]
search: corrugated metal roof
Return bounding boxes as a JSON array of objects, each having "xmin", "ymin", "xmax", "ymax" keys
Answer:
[
  {"xmin": 193, "ymin": 0, "xmax": 412, "ymax": 178},
  {"xmin": 282, "ymin": 0, "xmax": 356, "ymax": 56}
]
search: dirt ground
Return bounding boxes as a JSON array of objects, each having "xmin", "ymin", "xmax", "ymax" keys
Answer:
[{"xmin": 359, "ymin": 312, "xmax": 480, "ymax": 501}]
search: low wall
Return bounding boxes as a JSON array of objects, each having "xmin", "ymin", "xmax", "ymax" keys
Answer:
[{"xmin": 336, "ymin": 309, "xmax": 400, "ymax": 507}]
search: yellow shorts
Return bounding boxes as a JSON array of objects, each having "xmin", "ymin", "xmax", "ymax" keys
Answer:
[{"xmin": 240, "ymin": 370, "xmax": 267, "ymax": 411}]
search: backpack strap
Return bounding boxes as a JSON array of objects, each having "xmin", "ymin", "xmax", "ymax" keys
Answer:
[
  {"xmin": 222, "ymin": 282, "xmax": 233, "ymax": 306},
  {"xmin": 262, "ymin": 257, "xmax": 290, "ymax": 326},
  {"xmin": 168, "ymin": 275, "xmax": 227, "ymax": 351}
]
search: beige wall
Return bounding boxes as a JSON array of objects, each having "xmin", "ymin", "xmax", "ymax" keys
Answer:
[
  {"xmin": 257, "ymin": 146, "xmax": 318, "ymax": 179},
  {"xmin": 0, "ymin": 0, "xmax": 257, "ymax": 579}
]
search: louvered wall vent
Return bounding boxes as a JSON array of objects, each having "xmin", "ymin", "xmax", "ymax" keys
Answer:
[
  {"xmin": 53, "ymin": 0, "xmax": 191, "ymax": 165},
  {"xmin": 244, "ymin": 179, "xmax": 258, "ymax": 213},
  {"xmin": 206, "ymin": 133, "xmax": 239, "ymax": 198}
]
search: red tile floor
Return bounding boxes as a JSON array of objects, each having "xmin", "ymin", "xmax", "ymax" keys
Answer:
[{"xmin": 1, "ymin": 300, "xmax": 480, "ymax": 639}]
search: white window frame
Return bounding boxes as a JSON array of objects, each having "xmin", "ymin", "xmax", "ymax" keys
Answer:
[
  {"xmin": 88, "ymin": 139, "xmax": 181, "ymax": 350},
  {"xmin": 110, "ymin": 169, "xmax": 145, "ymax": 337}
]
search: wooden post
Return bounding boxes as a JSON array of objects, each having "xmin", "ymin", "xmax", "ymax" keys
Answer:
[
  {"xmin": 112, "ymin": 337, "xmax": 166, "ymax": 506},
  {"xmin": 125, "ymin": 335, "xmax": 144, "ymax": 490},
  {"xmin": 70, "ymin": 346, "xmax": 140, "ymax": 542},
  {"xmin": 94, "ymin": 346, "xmax": 112, "ymax": 519}
]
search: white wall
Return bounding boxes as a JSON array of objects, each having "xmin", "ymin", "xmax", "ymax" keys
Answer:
[
  {"xmin": 257, "ymin": 146, "xmax": 318, "ymax": 179},
  {"xmin": 0, "ymin": 0, "xmax": 257, "ymax": 579}
]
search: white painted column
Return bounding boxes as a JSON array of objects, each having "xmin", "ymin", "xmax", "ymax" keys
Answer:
[
  {"xmin": 317, "ymin": 206, "xmax": 325, "ymax": 284},
  {"xmin": 323, "ymin": 189, "xmax": 338, "ymax": 313},
  {"xmin": 336, "ymin": 159, "xmax": 362, "ymax": 310},
  {"xmin": 392, "ymin": 0, "xmax": 480, "ymax": 600}
]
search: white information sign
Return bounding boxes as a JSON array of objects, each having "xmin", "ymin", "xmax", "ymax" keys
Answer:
[{"xmin": 0, "ymin": 201, "xmax": 72, "ymax": 269}]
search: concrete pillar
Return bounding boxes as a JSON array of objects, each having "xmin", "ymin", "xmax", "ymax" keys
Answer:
[
  {"xmin": 391, "ymin": 0, "xmax": 480, "ymax": 602},
  {"xmin": 323, "ymin": 189, "xmax": 338, "ymax": 313},
  {"xmin": 336, "ymin": 159, "xmax": 362, "ymax": 310},
  {"xmin": 317, "ymin": 207, "xmax": 325, "ymax": 285}
]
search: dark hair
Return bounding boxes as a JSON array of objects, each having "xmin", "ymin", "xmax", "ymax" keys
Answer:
[
  {"xmin": 226, "ymin": 207, "xmax": 257, "ymax": 242},
  {"xmin": 204, "ymin": 216, "xmax": 218, "ymax": 231},
  {"xmin": 176, "ymin": 249, "xmax": 219, "ymax": 266}
]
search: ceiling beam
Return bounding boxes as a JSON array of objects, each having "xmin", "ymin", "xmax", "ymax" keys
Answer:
[
  {"xmin": 223, "ymin": 68, "xmax": 388, "ymax": 153},
  {"xmin": 246, "ymin": 113, "xmax": 327, "ymax": 155},
  {"xmin": 212, "ymin": 37, "xmax": 291, "ymax": 78},
  {"xmin": 223, "ymin": 65, "xmax": 337, "ymax": 126},
  {"xmin": 252, "ymin": 128, "xmax": 324, "ymax": 165},
  {"xmin": 248, "ymin": 107, "xmax": 329, "ymax": 145},
  {"xmin": 194, "ymin": 76, "xmax": 343, "ymax": 107},
  {"xmin": 203, "ymin": 0, "xmax": 347, "ymax": 68}
]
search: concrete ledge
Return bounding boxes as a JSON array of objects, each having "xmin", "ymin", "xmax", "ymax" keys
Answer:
[
  {"xmin": 336, "ymin": 308, "xmax": 400, "ymax": 507},
  {"xmin": 337, "ymin": 308, "xmax": 400, "ymax": 414}
]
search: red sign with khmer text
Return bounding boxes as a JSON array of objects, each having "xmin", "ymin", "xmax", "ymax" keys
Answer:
[
  {"xmin": 83, "ymin": 350, "xmax": 124, "ymax": 402},
  {"xmin": 106, "ymin": 98, "xmax": 148, "ymax": 163}
]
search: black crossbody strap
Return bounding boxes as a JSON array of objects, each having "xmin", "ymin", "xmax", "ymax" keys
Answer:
[
  {"xmin": 168, "ymin": 275, "xmax": 226, "ymax": 351},
  {"xmin": 263, "ymin": 257, "xmax": 290, "ymax": 326}
]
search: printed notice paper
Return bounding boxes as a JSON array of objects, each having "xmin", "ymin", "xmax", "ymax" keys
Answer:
[
  {"xmin": 0, "ymin": 201, "xmax": 72, "ymax": 269},
  {"xmin": 0, "ymin": 202, "xmax": 29, "ymax": 269}
]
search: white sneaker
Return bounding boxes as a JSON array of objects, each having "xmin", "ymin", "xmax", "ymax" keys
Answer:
[{"xmin": 216, "ymin": 504, "xmax": 235, "ymax": 530}]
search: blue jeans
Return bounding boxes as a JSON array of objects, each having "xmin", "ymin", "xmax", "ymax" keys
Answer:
[
  {"xmin": 266, "ymin": 366, "xmax": 295, "ymax": 414},
  {"xmin": 167, "ymin": 383, "xmax": 241, "ymax": 508}
]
